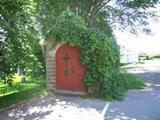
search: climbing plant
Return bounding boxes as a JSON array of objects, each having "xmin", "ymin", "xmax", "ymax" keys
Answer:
[{"xmin": 47, "ymin": 11, "xmax": 123, "ymax": 100}]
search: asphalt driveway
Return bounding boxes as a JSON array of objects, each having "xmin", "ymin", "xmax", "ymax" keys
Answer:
[
  {"xmin": 105, "ymin": 59, "xmax": 160, "ymax": 120},
  {"xmin": 0, "ymin": 59, "xmax": 160, "ymax": 120},
  {"xmin": 0, "ymin": 94, "xmax": 108, "ymax": 120}
]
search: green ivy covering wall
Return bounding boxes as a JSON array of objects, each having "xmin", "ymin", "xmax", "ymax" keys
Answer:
[{"xmin": 46, "ymin": 11, "xmax": 123, "ymax": 100}]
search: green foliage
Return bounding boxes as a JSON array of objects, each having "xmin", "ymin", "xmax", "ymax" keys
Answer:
[
  {"xmin": 37, "ymin": 0, "xmax": 114, "ymax": 38},
  {"xmin": 120, "ymin": 72, "xmax": 146, "ymax": 89},
  {"xmin": 47, "ymin": 12, "xmax": 122, "ymax": 100},
  {"xmin": 126, "ymin": 0, "xmax": 159, "ymax": 8},
  {"xmin": 0, "ymin": 0, "xmax": 45, "ymax": 84},
  {"xmin": 37, "ymin": 0, "xmax": 159, "ymax": 38}
]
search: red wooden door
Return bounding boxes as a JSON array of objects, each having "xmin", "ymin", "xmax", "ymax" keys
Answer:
[{"xmin": 56, "ymin": 44, "xmax": 86, "ymax": 92}]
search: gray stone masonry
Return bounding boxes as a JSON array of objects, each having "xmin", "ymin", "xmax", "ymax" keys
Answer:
[{"xmin": 45, "ymin": 41, "xmax": 56, "ymax": 91}]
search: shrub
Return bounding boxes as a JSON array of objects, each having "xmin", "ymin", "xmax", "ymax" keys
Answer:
[{"xmin": 120, "ymin": 72, "xmax": 145, "ymax": 89}]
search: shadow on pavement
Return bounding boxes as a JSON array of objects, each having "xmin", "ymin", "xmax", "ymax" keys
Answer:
[
  {"xmin": 106, "ymin": 60, "xmax": 160, "ymax": 120},
  {"xmin": 0, "ymin": 94, "xmax": 106, "ymax": 120}
]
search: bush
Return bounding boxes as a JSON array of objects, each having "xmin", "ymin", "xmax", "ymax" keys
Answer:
[{"xmin": 120, "ymin": 72, "xmax": 146, "ymax": 89}]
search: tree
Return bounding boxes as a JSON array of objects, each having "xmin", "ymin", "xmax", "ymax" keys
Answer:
[
  {"xmin": 37, "ymin": 0, "xmax": 160, "ymax": 37},
  {"xmin": 0, "ymin": 0, "xmax": 44, "ymax": 84}
]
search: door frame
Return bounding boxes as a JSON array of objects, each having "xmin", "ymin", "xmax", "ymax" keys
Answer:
[{"xmin": 45, "ymin": 41, "xmax": 87, "ymax": 95}]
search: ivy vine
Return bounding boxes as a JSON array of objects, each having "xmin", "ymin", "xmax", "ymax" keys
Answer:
[{"xmin": 46, "ymin": 11, "xmax": 124, "ymax": 100}]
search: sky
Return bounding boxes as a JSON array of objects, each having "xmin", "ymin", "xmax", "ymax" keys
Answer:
[{"xmin": 114, "ymin": 5, "xmax": 160, "ymax": 54}]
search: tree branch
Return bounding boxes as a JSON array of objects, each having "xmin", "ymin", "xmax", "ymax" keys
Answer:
[{"xmin": 86, "ymin": 0, "xmax": 111, "ymax": 26}]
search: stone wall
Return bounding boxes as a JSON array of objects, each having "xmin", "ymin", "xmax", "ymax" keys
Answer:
[{"xmin": 45, "ymin": 41, "xmax": 56, "ymax": 91}]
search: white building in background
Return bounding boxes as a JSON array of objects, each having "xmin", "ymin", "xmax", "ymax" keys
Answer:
[{"xmin": 120, "ymin": 46, "xmax": 139, "ymax": 64}]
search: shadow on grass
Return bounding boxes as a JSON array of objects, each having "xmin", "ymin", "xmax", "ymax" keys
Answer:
[{"xmin": 0, "ymin": 86, "xmax": 48, "ymax": 109}]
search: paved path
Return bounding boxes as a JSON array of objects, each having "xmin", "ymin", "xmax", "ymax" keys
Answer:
[
  {"xmin": 0, "ymin": 59, "xmax": 160, "ymax": 120},
  {"xmin": 105, "ymin": 59, "xmax": 160, "ymax": 120},
  {"xmin": 0, "ymin": 95, "xmax": 108, "ymax": 120}
]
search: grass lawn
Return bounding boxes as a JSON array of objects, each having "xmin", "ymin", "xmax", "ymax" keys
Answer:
[
  {"xmin": 120, "ymin": 72, "xmax": 146, "ymax": 89},
  {"xmin": 0, "ymin": 75, "xmax": 50, "ymax": 109}
]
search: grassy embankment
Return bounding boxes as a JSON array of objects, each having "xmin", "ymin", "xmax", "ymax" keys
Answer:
[{"xmin": 0, "ymin": 74, "xmax": 50, "ymax": 109}]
